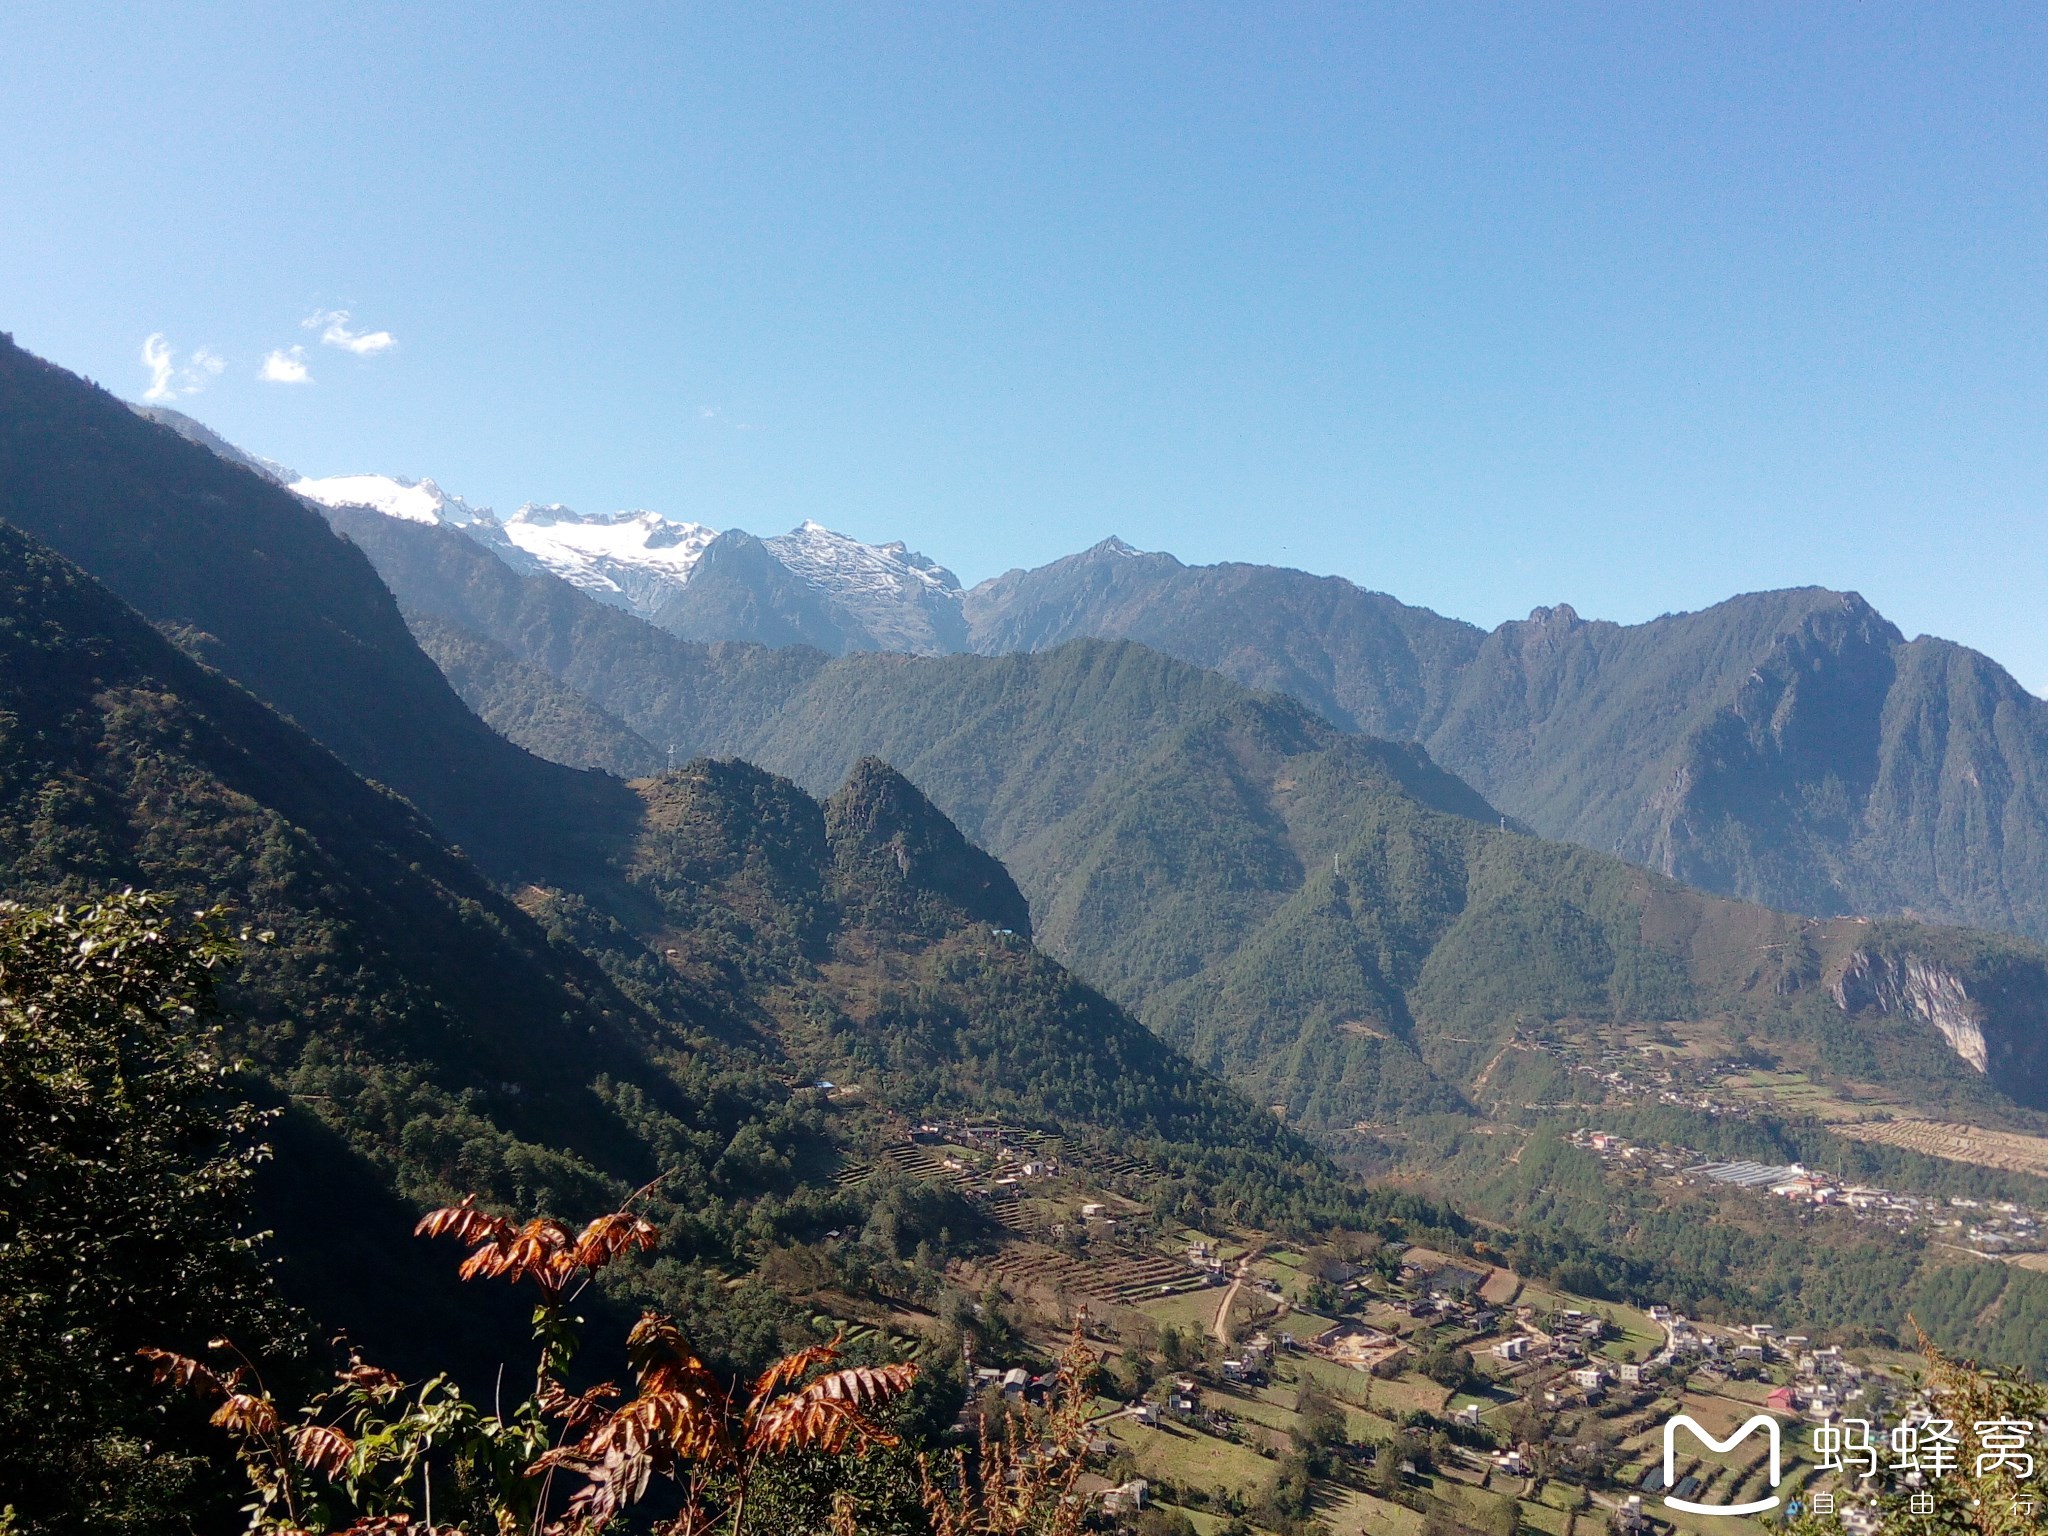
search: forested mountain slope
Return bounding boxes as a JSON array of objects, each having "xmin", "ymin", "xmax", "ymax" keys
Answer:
[
  {"xmin": 966, "ymin": 540, "xmax": 2048, "ymax": 945},
  {"xmin": 158, "ymin": 390, "xmax": 2048, "ymax": 947},
  {"xmin": 284, "ymin": 505, "xmax": 2048, "ymax": 1129},
  {"xmin": 0, "ymin": 518, "xmax": 800, "ymax": 1369},
  {"xmin": 0, "ymin": 335, "xmax": 628, "ymax": 882},
  {"xmin": 661, "ymin": 645, "xmax": 2048, "ymax": 1130},
  {"xmin": 0, "ymin": 507, "xmax": 1367, "ymax": 1296},
  {"xmin": 562, "ymin": 753, "xmax": 1364, "ymax": 1225}
]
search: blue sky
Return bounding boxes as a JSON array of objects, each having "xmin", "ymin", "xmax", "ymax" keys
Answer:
[{"xmin": 5, "ymin": 5, "xmax": 2047, "ymax": 686}]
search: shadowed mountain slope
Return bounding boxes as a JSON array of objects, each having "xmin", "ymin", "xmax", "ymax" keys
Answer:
[
  {"xmin": 0, "ymin": 517, "xmax": 800, "ymax": 1373},
  {"xmin": 0, "ymin": 335, "xmax": 633, "ymax": 881}
]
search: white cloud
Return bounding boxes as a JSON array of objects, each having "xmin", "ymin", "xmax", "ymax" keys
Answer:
[
  {"xmin": 141, "ymin": 334, "xmax": 176, "ymax": 400},
  {"xmin": 140, "ymin": 334, "xmax": 225, "ymax": 401},
  {"xmin": 304, "ymin": 308, "xmax": 396, "ymax": 356},
  {"xmin": 260, "ymin": 346, "xmax": 312, "ymax": 385}
]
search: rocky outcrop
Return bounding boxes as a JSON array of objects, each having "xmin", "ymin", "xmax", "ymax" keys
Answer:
[{"xmin": 1832, "ymin": 949, "xmax": 1988, "ymax": 1073}]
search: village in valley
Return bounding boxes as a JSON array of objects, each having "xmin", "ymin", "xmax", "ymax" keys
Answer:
[{"xmin": 835, "ymin": 1116, "xmax": 1938, "ymax": 1536}]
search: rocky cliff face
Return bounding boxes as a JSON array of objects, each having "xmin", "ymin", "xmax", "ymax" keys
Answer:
[{"xmin": 1832, "ymin": 949, "xmax": 1988, "ymax": 1073}]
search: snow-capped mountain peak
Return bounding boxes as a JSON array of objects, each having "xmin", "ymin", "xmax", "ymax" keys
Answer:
[
  {"xmin": 142, "ymin": 408, "xmax": 972, "ymax": 657},
  {"xmin": 291, "ymin": 473, "xmax": 493, "ymax": 528},
  {"xmin": 764, "ymin": 520, "xmax": 966, "ymax": 652},
  {"xmin": 498, "ymin": 504, "xmax": 718, "ymax": 614},
  {"xmin": 766, "ymin": 519, "xmax": 962, "ymax": 598}
]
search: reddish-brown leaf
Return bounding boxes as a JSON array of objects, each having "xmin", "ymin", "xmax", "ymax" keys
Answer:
[
  {"xmin": 745, "ymin": 1334, "xmax": 843, "ymax": 1419},
  {"xmin": 571, "ymin": 1211, "xmax": 660, "ymax": 1271},
  {"xmin": 210, "ymin": 1392, "xmax": 282, "ymax": 1439},
  {"xmin": 539, "ymin": 1376, "xmax": 624, "ymax": 1433},
  {"xmin": 413, "ymin": 1194, "xmax": 513, "ymax": 1248},
  {"xmin": 137, "ymin": 1347, "xmax": 225, "ymax": 1400},
  {"xmin": 745, "ymin": 1364, "xmax": 917, "ymax": 1455},
  {"xmin": 291, "ymin": 1422, "xmax": 355, "ymax": 1478}
]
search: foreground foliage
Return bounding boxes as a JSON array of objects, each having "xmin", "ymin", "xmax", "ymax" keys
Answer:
[
  {"xmin": 0, "ymin": 895, "xmax": 300, "ymax": 1536},
  {"xmin": 150, "ymin": 1191, "xmax": 920, "ymax": 1535}
]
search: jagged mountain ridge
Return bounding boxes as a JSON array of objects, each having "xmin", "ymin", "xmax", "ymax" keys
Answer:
[
  {"xmin": 207, "ymin": 409, "xmax": 2048, "ymax": 947},
  {"xmin": 279, "ymin": 498, "xmax": 2048, "ymax": 1123},
  {"xmin": 970, "ymin": 546, "xmax": 2048, "ymax": 946},
  {"xmin": 288, "ymin": 464, "xmax": 967, "ymax": 656}
]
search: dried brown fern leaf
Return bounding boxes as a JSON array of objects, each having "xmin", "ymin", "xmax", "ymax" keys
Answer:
[
  {"xmin": 539, "ymin": 1377, "xmax": 624, "ymax": 1433},
  {"xmin": 745, "ymin": 1334, "xmax": 844, "ymax": 1414},
  {"xmin": 571, "ymin": 1211, "xmax": 660, "ymax": 1270},
  {"xmin": 747, "ymin": 1363, "xmax": 916, "ymax": 1455},
  {"xmin": 413, "ymin": 1194, "xmax": 513, "ymax": 1248}
]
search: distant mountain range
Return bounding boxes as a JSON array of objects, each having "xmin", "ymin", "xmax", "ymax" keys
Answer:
[
  {"xmin": 6, "ymin": 341, "xmax": 1370, "ymax": 1369},
  {"xmin": 2, "ymin": 335, "xmax": 2045, "ymax": 1398},
  {"xmin": 137, "ymin": 409, "xmax": 2048, "ymax": 953}
]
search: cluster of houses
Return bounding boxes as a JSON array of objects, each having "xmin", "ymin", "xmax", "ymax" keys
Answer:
[
  {"xmin": 1486, "ymin": 1305, "xmax": 1614, "ymax": 1377},
  {"xmin": 1540, "ymin": 1040, "xmax": 1741, "ymax": 1119},
  {"xmin": 910, "ymin": 1120, "xmax": 1061, "ymax": 1179},
  {"xmin": 1638, "ymin": 1309, "xmax": 1875, "ymax": 1426},
  {"xmin": 1183, "ymin": 1238, "xmax": 1234, "ymax": 1285},
  {"xmin": 1570, "ymin": 1128, "xmax": 2048, "ymax": 1259}
]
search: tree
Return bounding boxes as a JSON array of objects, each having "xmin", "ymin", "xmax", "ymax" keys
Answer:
[
  {"xmin": 0, "ymin": 895, "xmax": 299, "ymax": 1536},
  {"xmin": 1786, "ymin": 1324, "xmax": 2048, "ymax": 1536},
  {"xmin": 147, "ymin": 1189, "xmax": 919, "ymax": 1534},
  {"xmin": 1291, "ymin": 1383, "xmax": 1347, "ymax": 1467}
]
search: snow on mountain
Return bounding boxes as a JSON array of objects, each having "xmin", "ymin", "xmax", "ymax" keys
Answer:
[
  {"xmin": 764, "ymin": 519, "xmax": 967, "ymax": 653},
  {"xmin": 499, "ymin": 505, "xmax": 718, "ymax": 616},
  {"xmin": 291, "ymin": 473, "xmax": 495, "ymax": 528},
  {"xmin": 291, "ymin": 461, "xmax": 962, "ymax": 651}
]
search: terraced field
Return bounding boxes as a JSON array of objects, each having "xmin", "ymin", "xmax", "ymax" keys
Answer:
[
  {"xmin": 958, "ymin": 1243, "xmax": 1213, "ymax": 1306},
  {"xmin": 1831, "ymin": 1118, "xmax": 2048, "ymax": 1178}
]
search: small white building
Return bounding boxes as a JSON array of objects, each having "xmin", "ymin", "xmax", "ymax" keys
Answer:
[
  {"xmin": 1494, "ymin": 1336, "xmax": 1531, "ymax": 1362},
  {"xmin": 1100, "ymin": 1480, "xmax": 1148, "ymax": 1515}
]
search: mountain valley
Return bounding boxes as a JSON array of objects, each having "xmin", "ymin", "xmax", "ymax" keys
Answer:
[
  {"xmin": 5, "ymin": 338, "xmax": 2048, "ymax": 1534},
  {"xmin": 195, "ymin": 417, "xmax": 2048, "ymax": 956}
]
